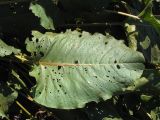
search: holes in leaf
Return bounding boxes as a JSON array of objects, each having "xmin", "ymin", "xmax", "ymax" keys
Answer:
[
  {"xmin": 59, "ymin": 85, "xmax": 62, "ymax": 88},
  {"xmin": 64, "ymin": 92, "xmax": 67, "ymax": 94},
  {"xmin": 116, "ymin": 65, "xmax": 120, "ymax": 69},
  {"xmin": 94, "ymin": 76, "xmax": 98, "ymax": 78},
  {"xmin": 79, "ymin": 34, "xmax": 82, "ymax": 37},
  {"xmin": 58, "ymin": 66, "xmax": 62, "ymax": 70},
  {"xmin": 40, "ymin": 52, "xmax": 44, "ymax": 57},
  {"xmin": 106, "ymin": 75, "xmax": 109, "ymax": 78},
  {"xmin": 74, "ymin": 60, "xmax": 79, "ymax": 64},
  {"xmin": 57, "ymin": 90, "xmax": 60, "ymax": 92},
  {"xmin": 50, "ymin": 92, "xmax": 51, "ymax": 93},
  {"xmin": 113, "ymin": 76, "xmax": 115, "ymax": 79},
  {"xmin": 39, "ymin": 92, "xmax": 41, "ymax": 94},
  {"xmin": 84, "ymin": 68, "xmax": 88, "ymax": 72},
  {"xmin": 109, "ymin": 80, "xmax": 112, "ymax": 83},
  {"xmin": 33, "ymin": 52, "xmax": 36, "ymax": 56},
  {"xmin": 36, "ymin": 39, "xmax": 38, "ymax": 42},
  {"xmin": 114, "ymin": 60, "xmax": 117, "ymax": 63},
  {"xmin": 105, "ymin": 42, "xmax": 107, "ymax": 45},
  {"xmin": 44, "ymin": 66, "xmax": 47, "ymax": 69},
  {"xmin": 108, "ymin": 70, "xmax": 110, "ymax": 73}
]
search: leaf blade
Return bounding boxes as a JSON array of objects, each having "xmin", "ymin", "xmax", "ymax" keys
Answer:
[{"xmin": 27, "ymin": 30, "xmax": 145, "ymax": 109}]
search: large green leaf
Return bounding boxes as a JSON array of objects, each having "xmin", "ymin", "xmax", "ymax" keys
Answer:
[
  {"xmin": 0, "ymin": 39, "xmax": 20, "ymax": 57},
  {"xmin": 26, "ymin": 30, "xmax": 145, "ymax": 109}
]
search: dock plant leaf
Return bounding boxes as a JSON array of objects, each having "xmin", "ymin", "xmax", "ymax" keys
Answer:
[{"xmin": 26, "ymin": 30, "xmax": 145, "ymax": 109}]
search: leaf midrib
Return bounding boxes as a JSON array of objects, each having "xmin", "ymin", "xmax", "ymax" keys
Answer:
[{"xmin": 39, "ymin": 61, "xmax": 144, "ymax": 66}]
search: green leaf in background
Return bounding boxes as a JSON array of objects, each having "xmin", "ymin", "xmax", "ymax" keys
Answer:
[
  {"xmin": 151, "ymin": 45, "xmax": 160, "ymax": 64},
  {"xmin": 140, "ymin": 36, "xmax": 151, "ymax": 50},
  {"xmin": 102, "ymin": 117, "xmax": 122, "ymax": 120},
  {"xmin": 150, "ymin": 107, "xmax": 160, "ymax": 120},
  {"xmin": 26, "ymin": 30, "xmax": 145, "ymax": 109},
  {"xmin": 139, "ymin": 0, "xmax": 160, "ymax": 36},
  {"xmin": 0, "ymin": 39, "xmax": 20, "ymax": 57},
  {"xmin": 125, "ymin": 23, "xmax": 138, "ymax": 51},
  {"xmin": 0, "ymin": 81, "xmax": 18, "ymax": 118},
  {"xmin": 29, "ymin": 3, "xmax": 55, "ymax": 30},
  {"xmin": 125, "ymin": 18, "xmax": 160, "ymax": 64},
  {"xmin": 0, "ymin": 92, "xmax": 17, "ymax": 119}
]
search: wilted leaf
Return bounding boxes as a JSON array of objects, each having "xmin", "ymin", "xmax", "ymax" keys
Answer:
[
  {"xmin": 29, "ymin": 3, "xmax": 55, "ymax": 30},
  {"xmin": 0, "ymin": 39, "xmax": 20, "ymax": 57},
  {"xmin": 26, "ymin": 30, "xmax": 145, "ymax": 109}
]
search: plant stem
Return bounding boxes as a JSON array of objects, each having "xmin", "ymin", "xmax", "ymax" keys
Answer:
[
  {"xmin": 27, "ymin": 95, "xmax": 34, "ymax": 101},
  {"xmin": 16, "ymin": 101, "xmax": 32, "ymax": 116},
  {"xmin": 104, "ymin": 10, "xmax": 140, "ymax": 20},
  {"xmin": 57, "ymin": 22, "xmax": 152, "ymax": 28}
]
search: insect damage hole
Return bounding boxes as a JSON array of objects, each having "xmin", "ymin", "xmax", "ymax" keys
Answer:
[
  {"xmin": 39, "ymin": 52, "xmax": 44, "ymax": 57},
  {"xmin": 58, "ymin": 66, "xmax": 62, "ymax": 70},
  {"xmin": 44, "ymin": 66, "xmax": 47, "ymax": 69},
  {"xmin": 35, "ymin": 38, "xmax": 38, "ymax": 42},
  {"xmin": 79, "ymin": 34, "xmax": 82, "ymax": 37},
  {"xmin": 84, "ymin": 68, "xmax": 88, "ymax": 72},
  {"xmin": 74, "ymin": 60, "xmax": 79, "ymax": 64},
  {"xmin": 116, "ymin": 65, "xmax": 120, "ymax": 69}
]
